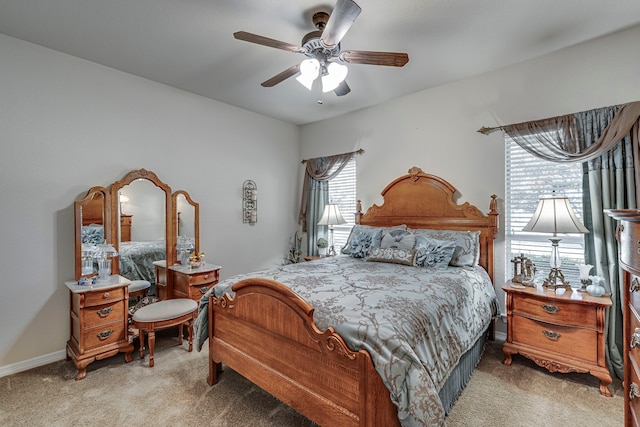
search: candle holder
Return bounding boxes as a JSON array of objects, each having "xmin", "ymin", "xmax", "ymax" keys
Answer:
[{"xmin": 577, "ymin": 264, "xmax": 593, "ymax": 291}]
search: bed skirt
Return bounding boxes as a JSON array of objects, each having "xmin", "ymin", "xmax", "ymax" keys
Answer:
[{"xmin": 439, "ymin": 329, "xmax": 488, "ymax": 415}]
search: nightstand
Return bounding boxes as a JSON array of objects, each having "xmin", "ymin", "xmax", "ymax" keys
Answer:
[
  {"xmin": 303, "ymin": 256, "xmax": 322, "ymax": 261},
  {"xmin": 502, "ymin": 281, "xmax": 612, "ymax": 396}
]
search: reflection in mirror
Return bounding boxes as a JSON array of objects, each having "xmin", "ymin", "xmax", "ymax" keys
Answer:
[
  {"xmin": 173, "ymin": 190, "xmax": 199, "ymax": 266},
  {"xmin": 74, "ymin": 186, "xmax": 110, "ymax": 279},
  {"xmin": 115, "ymin": 180, "xmax": 167, "ymax": 284},
  {"xmin": 110, "ymin": 169, "xmax": 172, "ymax": 286}
]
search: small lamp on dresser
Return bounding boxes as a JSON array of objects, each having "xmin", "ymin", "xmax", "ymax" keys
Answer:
[
  {"xmin": 522, "ymin": 192, "xmax": 589, "ymax": 289},
  {"xmin": 317, "ymin": 203, "xmax": 347, "ymax": 256}
]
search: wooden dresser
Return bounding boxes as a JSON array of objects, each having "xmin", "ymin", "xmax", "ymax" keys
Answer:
[
  {"xmin": 606, "ymin": 209, "xmax": 640, "ymax": 426},
  {"xmin": 153, "ymin": 260, "xmax": 221, "ymax": 301},
  {"xmin": 120, "ymin": 214, "xmax": 132, "ymax": 242},
  {"xmin": 65, "ymin": 275, "xmax": 134, "ymax": 380},
  {"xmin": 502, "ymin": 281, "xmax": 612, "ymax": 396}
]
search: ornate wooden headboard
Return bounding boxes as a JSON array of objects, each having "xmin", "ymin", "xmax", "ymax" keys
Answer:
[{"xmin": 356, "ymin": 166, "xmax": 499, "ymax": 282}]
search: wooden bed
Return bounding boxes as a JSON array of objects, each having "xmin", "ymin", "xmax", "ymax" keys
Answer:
[{"xmin": 207, "ymin": 167, "xmax": 498, "ymax": 426}]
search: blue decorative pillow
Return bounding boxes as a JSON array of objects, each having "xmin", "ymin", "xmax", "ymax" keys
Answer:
[
  {"xmin": 349, "ymin": 231, "xmax": 373, "ymax": 258},
  {"xmin": 81, "ymin": 224, "xmax": 104, "ymax": 244},
  {"xmin": 341, "ymin": 224, "xmax": 407, "ymax": 257},
  {"xmin": 409, "ymin": 228, "xmax": 480, "ymax": 267},
  {"xmin": 414, "ymin": 236, "xmax": 457, "ymax": 269}
]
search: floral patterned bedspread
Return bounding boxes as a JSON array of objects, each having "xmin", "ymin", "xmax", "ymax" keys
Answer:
[
  {"xmin": 195, "ymin": 255, "xmax": 497, "ymax": 426},
  {"xmin": 118, "ymin": 240, "xmax": 165, "ymax": 282}
]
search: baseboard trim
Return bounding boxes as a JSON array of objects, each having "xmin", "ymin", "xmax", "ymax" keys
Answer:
[{"xmin": 0, "ymin": 350, "xmax": 67, "ymax": 378}]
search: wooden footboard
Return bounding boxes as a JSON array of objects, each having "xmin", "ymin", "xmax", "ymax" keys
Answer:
[{"xmin": 208, "ymin": 278, "xmax": 400, "ymax": 427}]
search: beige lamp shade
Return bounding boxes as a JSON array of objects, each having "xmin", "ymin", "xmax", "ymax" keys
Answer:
[
  {"xmin": 318, "ymin": 203, "xmax": 347, "ymax": 226},
  {"xmin": 522, "ymin": 195, "xmax": 589, "ymax": 235}
]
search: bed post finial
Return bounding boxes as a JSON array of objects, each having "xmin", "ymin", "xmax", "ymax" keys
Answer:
[
  {"xmin": 407, "ymin": 166, "xmax": 423, "ymax": 179},
  {"xmin": 355, "ymin": 200, "xmax": 362, "ymax": 224}
]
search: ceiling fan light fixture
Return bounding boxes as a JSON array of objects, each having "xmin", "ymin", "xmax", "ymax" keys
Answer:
[
  {"xmin": 321, "ymin": 62, "xmax": 348, "ymax": 93},
  {"xmin": 296, "ymin": 58, "xmax": 320, "ymax": 90}
]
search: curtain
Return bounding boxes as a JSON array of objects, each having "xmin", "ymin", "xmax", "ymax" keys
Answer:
[
  {"xmin": 504, "ymin": 101, "xmax": 640, "ymax": 379},
  {"xmin": 299, "ymin": 152, "xmax": 355, "ymax": 255}
]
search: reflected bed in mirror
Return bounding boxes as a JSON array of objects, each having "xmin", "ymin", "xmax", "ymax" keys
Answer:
[{"xmin": 116, "ymin": 177, "xmax": 167, "ymax": 284}]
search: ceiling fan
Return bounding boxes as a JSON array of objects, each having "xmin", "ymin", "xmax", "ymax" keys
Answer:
[{"xmin": 233, "ymin": 0, "xmax": 409, "ymax": 97}]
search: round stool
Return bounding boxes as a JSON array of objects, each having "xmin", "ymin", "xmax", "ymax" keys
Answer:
[
  {"xmin": 128, "ymin": 280, "xmax": 151, "ymax": 299},
  {"xmin": 132, "ymin": 298, "xmax": 198, "ymax": 367}
]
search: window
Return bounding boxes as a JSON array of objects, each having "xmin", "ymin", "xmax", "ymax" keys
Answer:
[
  {"xmin": 505, "ymin": 136, "xmax": 585, "ymax": 285},
  {"xmin": 328, "ymin": 157, "xmax": 357, "ymax": 250}
]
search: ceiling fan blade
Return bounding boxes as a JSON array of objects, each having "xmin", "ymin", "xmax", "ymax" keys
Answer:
[
  {"xmin": 320, "ymin": 0, "xmax": 362, "ymax": 49},
  {"xmin": 334, "ymin": 80, "xmax": 351, "ymax": 97},
  {"xmin": 234, "ymin": 31, "xmax": 305, "ymax": 53},
  {"xmin": 261, "ymin": 64, "xmax": 301, "ymax": 87},
  {"xmin": 339, "ymin": 50, "xmax": 409, "ymax": 67}
]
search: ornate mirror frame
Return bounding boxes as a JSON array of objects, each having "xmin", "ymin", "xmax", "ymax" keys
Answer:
[
  {"xmin": 173, "ymin": 190, "xmax": 200, "ymax": 264},
  {"xmin": 109, "ymin": 169, "xmax": 173, "ymax": 276},
  {"xmin": 74, "ymin": 186, "xmax": 111, "ymax": 279}
]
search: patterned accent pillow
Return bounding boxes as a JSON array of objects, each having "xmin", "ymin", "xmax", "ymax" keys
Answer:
[
  {"xmin": 380, "ymin": 229, "xmax": 416, "ymax": 250},
  {"xmin": 366, "ymin": 247, "xmax": 416, "ymax": 266},
  {"xmin": 409, "ymin": 228, "xmax": 481, "ymax": 267},
  {"xmin": 341, "ymin": 224, "xmax": 407, "ymax": 257},
  {"xmin": 349, "ymin": 230, "xmax": 373, "ymax": 258},
  {"xmin": 413, "ymin": 236, "xmax": 457, "ymax": 269}
]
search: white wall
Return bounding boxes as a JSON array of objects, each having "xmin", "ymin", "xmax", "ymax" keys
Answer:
[
  {"xmin": 300, "ymin": 24, "xmax": 640, "ymax": 333},
  {"xmin": 0, "ymin": 34, "xmax": 300, "ymax": 371}
]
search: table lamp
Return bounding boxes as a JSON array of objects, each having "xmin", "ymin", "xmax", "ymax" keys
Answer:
[
  {"xmin": 522, "ymin": 193, "xmax": 589, "ymax": 289},
  {"xmin": 317, "ymin": 203, "xmax": 347, "ymax": 256}
]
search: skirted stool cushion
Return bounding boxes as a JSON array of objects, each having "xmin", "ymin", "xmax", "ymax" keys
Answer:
[{"xmin": 132, "ymin": 298, "xmax": 198, "ymax": 367}]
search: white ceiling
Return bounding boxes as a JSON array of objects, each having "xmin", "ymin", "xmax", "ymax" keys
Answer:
[{"xmin": 2, "ymin": 0, "xmax": 640, "ymax": 125}]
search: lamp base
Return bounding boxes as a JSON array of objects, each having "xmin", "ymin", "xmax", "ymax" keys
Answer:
[{"xmin": 543, "ymin": 267, "xmax": 571, "ymax": 290}]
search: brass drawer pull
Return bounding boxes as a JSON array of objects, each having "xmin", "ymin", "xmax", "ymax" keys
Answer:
[
  {"xmin": 632, "ymin": 328, "xmax": 640, "ymax": 349},
  {"xmin": 204, "ymin": 274, "xmax": 209, "ymax": 279},
  {"xmin": 97, "ymin": 330, "xmax": 114, "ymax": 340},
  {"xmin": 103, "ymin": 292, "xmax": 110, "ymax": 299},
  {"xmin": 96, "ymin": 307, "xmax": 113, "ymax": 318},
  {"xmin": 541, "ymin": 304, "xmax": 559, "ymax": 314},
  {"xmin": 199, "ymin": 286, "xmax": 209, "ymax": 294},
  {"xmin": 631, "ymin": 383, "xmax": 640, "ymax": 400},
  {"xmin": 542, "ymin": 330, "xmax": 561, "ymax": 341},
  {"xmin": 631, "ymin": 277, "xmax": 640, "ymax": 293}
]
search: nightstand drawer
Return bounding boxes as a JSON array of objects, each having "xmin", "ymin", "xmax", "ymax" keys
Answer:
[
  {"xmin": 83, "ymin": 287, "xmax": 125, "ymax": 307},
  {"xmin": 512, "ymin": 295, "xmax": 595, "ymax": 329},
  {"xmin": 512, "ymin": 315, "xmax": 598, "ymax": 364},
  {"xmin": 82, "ymin": 301, "xmax": 125, "ymax": 325},
  {"xmin": 82, "ymin": 321, "xmax": 127, "ymax": 350}
]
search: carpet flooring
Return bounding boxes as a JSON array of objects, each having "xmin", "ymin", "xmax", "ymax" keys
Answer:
[{"xmin": 0, "ymin": 329, "xmax": 623, "ymax": 426}]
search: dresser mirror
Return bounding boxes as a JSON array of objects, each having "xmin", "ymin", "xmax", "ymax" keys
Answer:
[
  {"xmin": 74, "ymin": 169, "xmax": 204, "ymax": 286},
  {"xmin": 109, "ymin": 169, "xmax": 173, "ymax": 279},
  {"xmin": 74, "ymin": 186, "xmax": 111, "ymax": 279},
  {"xmin": 173, "ymin": 190, "xmax": 199, "ymax": 266}
]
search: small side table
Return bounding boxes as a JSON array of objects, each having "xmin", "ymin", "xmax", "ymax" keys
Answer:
[{"xmin": 502, "ymin": 281, "xmax": 612, "ymax": 396}]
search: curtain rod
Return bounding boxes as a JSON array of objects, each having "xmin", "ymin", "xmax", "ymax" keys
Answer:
[
  {"xmin": 477, "ymin": 126, "xmax": 504, "ymax": 135},
  {"xmin": 301, "ymin": 148, "xmax": 364, "ymax": 164}
]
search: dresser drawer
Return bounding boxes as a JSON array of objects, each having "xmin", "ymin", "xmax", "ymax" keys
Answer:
[
  {"xmin": 83, "ymin": 287, "xmax": 125, "ymax": 307},
  {"xmin": 512, "ymin": 294, "xmax": 596, "ymax": 329},
  {"xmin": 629, "ymin": 355, "xmax": 640, "ymax": 425},
  {"xmin": 173, "ymin": 270, "xmax": 218, "ymax": 293},
  {"xmin": 512, "ymin": 315, "xmax": 598, "ymax": 364},
  {"xmin": 82, "ymin": 321, "xmax": 127, "ymax": 350},
  {"xmin": 188, "ymin": 283, "xmax": 215, "ymax": 300},
  {"xmin": 81, "ymin": 301, "xmax": 125, "ymax": 326}
]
